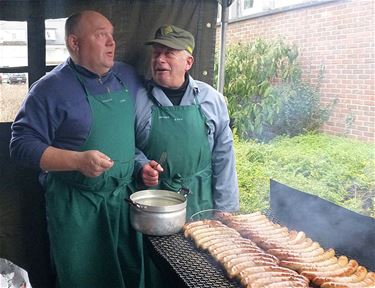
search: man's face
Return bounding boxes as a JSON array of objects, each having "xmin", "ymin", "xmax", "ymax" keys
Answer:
[
  {"xmin": 75, "ymin": 11, "xmax": 115, "ymax": 75},
  {"xmin": 151, "ymin": 45, "xmax": 193, "ymax": 89}
]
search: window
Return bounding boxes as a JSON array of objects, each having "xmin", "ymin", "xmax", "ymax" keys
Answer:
[
  {"xmin": 45, "ymin": 18, "xmax": 69, "ymax": 66},
  {"xmin": 0, "ymin": 21, "xmax": 28, "ymax": 122},
  {"xmin": 0, "ymin": 21, "xmax": 27, "ymax": 68},
  {"xmin": 243, "ymin": 0, "xmax": 254, "ymax": 9},
  {"xmin": 226, "ymin": 0, "xmax": 336, "ymax": 19},
  {"xmin": 0, "ymin": 18, "xmax": 70, "ymax": 123}
]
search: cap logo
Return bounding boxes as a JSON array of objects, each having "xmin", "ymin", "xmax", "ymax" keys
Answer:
[
  {"xmin": 161, "ymin": 25, "xmax": 174, "ymax": 36},
  {"xmin": 146, "ymin": 24, "xmax": 195, "ymax": 54}
]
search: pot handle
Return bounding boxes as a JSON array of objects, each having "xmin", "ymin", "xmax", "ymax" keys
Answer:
[
  {"xmin": 124, "ymin": 198, "xmax": 148, "ymax": 210},
  {"xmin": 178, "ymin": 187, "xmax": 191, "ymax": 198}
]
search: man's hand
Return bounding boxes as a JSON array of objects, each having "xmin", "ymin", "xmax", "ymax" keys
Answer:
[
  {"xmin": 40, "ymin": 147, "xmax": 113, "ymax": 177},
  {"xmin": 142, "ymin": 160, "xmax": 164, "ymax": 186},
  {"xmin": 76, "ymin": 150, "xmax": 114, "ymax": 177}
]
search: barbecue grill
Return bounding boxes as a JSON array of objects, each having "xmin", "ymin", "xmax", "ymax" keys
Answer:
[
  {"xmin": 145, "ymin": 208, "xmax": 279, "ymax": 287},
  {"xmin": 145, "ymin": 180, "xmax": 375, "ymax": 287}
]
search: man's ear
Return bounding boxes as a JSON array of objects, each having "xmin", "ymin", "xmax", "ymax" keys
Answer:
[
  {"xmin": 67, "ymin": 34, "xmax": 79, "ymax": 53},
  {"xmin": 185, "ymin": 55, "xmax": 194, "ymax": 71}
]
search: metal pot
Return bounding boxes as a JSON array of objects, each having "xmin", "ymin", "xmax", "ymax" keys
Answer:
[{"xmin": 127, "ymin": 189, "xmax": 188, "ymax": 236}]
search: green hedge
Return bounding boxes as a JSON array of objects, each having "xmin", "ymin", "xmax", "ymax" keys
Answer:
[{"xmin": 235, "ymin": 132, "xmax": 375, "ymax": 217}]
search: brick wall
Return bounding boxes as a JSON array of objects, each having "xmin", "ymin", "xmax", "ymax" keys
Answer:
[{"xmin": 216, "ymin": 0, "xmax": 374, "ymax": 143}]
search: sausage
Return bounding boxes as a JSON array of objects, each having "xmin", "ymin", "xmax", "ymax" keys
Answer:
[
  {"xmin": 193, "ymin": 229, "xmax": 240, "ymax": 243},
  {"xmin": 320, "ymin": 272, "xmax": 375, "ymax": 287},
  {"xmin": 238, "ymin": 265, "xmax": 301, "ymax": 277},
  {"xmin": 212, "ymin": 246, "xmax": 266, "ymax": 261},
  {"xmin": 229, "ymin": 213, "xmax": 268, "ymax": 222},
  {"xmin": 301, "ymin": 259, "xmax": 359, "ymax": 279},
  {"xmin": 247, "ymin": 223, "xmax": 283, "ymax": 232},
  {"xmin": 240, "ymin": 271, "xmax": 309, "ymax": 286},
  {"xmin": 285, "ymin": 231, "xmax": 307, "ymax": 245},
  {"xmin": 196, "ymin": 233, "xmax": 241, "ymax": 249},
  {"xmin": 207, "ymin": 239, "xmax": 258, "ymax": 254},
  {"xmin": 267, "ymin": 247, "xmax": 324, "ymax": 259},
  {"xmin": 227, "ymin": 260, "xmax": 278, "ymax": 278},
  {"xmin": 276, "ymin": 248, "xmax": 336, "ymax": 263},
  {"xmin": 229, "ymin": 221, "xmax": 279, "ymax": 230},
  {"xmin": 190, "ymin": 227, "xmax": 239, "ymax": 241},
  {"xmin": 210, "ymin": 241, "xmax": 259, "ymax": 253},
  {"xmin": 312, "ymin": 266, "xmax": 368, "ymax": 286},
  {"xmin": 221, "ymin": 251, "xmax": 280, "ymax": 264},
  {"xmin": 183, "ymin": 224, "xmax": 210, "ymax": 237},
  {"xmin": 242, "ymin": 231, "xmax": 291, "ymax": 243},
  {"xmin": 280, "ymin": 256, "xmax": 338, "ymax": 271},
  {"xmin": 183, "ymin": 220, "xmax": 215, "ymax": 230},
  {"xmin": 187, "ymin": 225, "xmax": 225, "ymax": 237},
  {"xmin": 245, "ymin": 275, "xmax": 309, "ymax": 288},
  {"xmin": 225, "ymin": 254, "xmax": 279, "ymax": 268},
  {"xmin": 286, "ymin": 240, "xmax": 319, "ymax": 251},
  {"xmin": 264, "ymin": 281, "xmax": 309, "ymax": 288}
]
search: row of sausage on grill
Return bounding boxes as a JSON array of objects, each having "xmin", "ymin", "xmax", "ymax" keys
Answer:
[{"xmin": 183, "ymin": 211, "xmax": 374, "ymax": 288}]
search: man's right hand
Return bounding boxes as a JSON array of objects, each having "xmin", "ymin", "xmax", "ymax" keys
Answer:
[
  {"xmin": 76, "ymin": 150, "xmax": 114, "ymax": 177},
  {"xmin": 40, "ymin": 147, "xmax": 113, "ymax": 177},
  {"xmin": 142, "ymin": 160, "xmax": 164, "ymax": 186}
]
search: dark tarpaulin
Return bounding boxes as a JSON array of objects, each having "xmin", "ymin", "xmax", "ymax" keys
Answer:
[
  {"xmin": 0, "ymin": 123, "xmax": 54, "ymax": 287},
  {"xmin": 0, "ymin": 0, "xmax": 218, "ymax": 85},
  {"xmin": 270, "ymin": 179, "xmax": 375, "ymax": 270}
]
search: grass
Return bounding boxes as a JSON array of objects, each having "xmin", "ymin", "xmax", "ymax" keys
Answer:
[{"xmin": 234, "ymin": 132, "xmax": 375, "ymax": 217}]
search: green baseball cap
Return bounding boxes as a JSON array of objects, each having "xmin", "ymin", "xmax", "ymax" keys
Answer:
[{"xmin": 145, "ymin": 24, "xmax": 195, "ymax": 54}]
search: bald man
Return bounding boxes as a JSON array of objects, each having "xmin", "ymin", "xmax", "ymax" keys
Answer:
[{"xmin": 11, "ymin": 10, "xmax": 144, "ymax": 288}]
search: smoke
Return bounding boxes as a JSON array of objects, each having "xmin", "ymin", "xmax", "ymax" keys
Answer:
[{"xmin": 270, "ymin": 179, "xmax": 375, "ymax": 270}]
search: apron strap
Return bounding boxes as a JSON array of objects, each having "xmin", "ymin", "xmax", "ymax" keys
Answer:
[{"xmin": 146, "ymin": 81, "xmax": 162, "ymax": 106}]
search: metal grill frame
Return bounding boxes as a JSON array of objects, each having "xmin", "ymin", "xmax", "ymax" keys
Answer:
[{"xmin": 148, "ymin": 233, "xmax": 241, "ymax": 288}]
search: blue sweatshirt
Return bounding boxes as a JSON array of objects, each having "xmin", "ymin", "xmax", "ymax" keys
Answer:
[{"xmin": 10, "ymin": 58, "xmax": 141, "ymax": 170}]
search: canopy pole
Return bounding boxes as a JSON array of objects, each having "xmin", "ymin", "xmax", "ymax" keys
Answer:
[{"xmin": 217, "ymin": 0, "xmax": 229, "ymax": 94}]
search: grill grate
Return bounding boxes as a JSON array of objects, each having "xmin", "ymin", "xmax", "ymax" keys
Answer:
[
  {"xmin": 147, "ymin": 212, "xmax": 321, "ymax": 288},
  {"xmin": 149, "ymin": 233, "xmax": 241, "ymax": 288}
]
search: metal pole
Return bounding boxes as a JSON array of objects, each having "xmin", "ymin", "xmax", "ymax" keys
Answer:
[{"xmin": 217, "ymin": 0, "xmax": 229, "ymax": 94}]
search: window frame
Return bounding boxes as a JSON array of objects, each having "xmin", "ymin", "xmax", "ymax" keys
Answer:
[{"xmin": 0, "ymin": 16, "xmax": 55, "ymax": 88}]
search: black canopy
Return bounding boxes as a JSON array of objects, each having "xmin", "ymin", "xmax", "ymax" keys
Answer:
[{"xmin": 0, "ymin": 0, "xmax": 218, "ymax": 84}]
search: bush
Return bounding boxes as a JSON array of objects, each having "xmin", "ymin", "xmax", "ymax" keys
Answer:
[{"xmin": 217, "ymin": 38, "xmax": 333, "ymax": 141}]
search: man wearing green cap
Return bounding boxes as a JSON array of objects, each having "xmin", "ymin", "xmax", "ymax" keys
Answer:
[
  {"xmin": 133, "ymin": 23, "xmax": 239, "ymax": 286},
  {"xmin": 134, "ymin": 24, "xmax": 239, "ymax": 217}
]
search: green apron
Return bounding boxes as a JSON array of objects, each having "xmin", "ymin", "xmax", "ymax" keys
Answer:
[
  {"xmin": 141, "ymin": 92, "xmax": 214, "ymax": 288},
  {"xmin": 45, "ymin": 72, "xmax": 144, "ymax": 288},
  {"xmin": 144, "ymin": 94, "xmax": 213, "ymax": 218}
]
